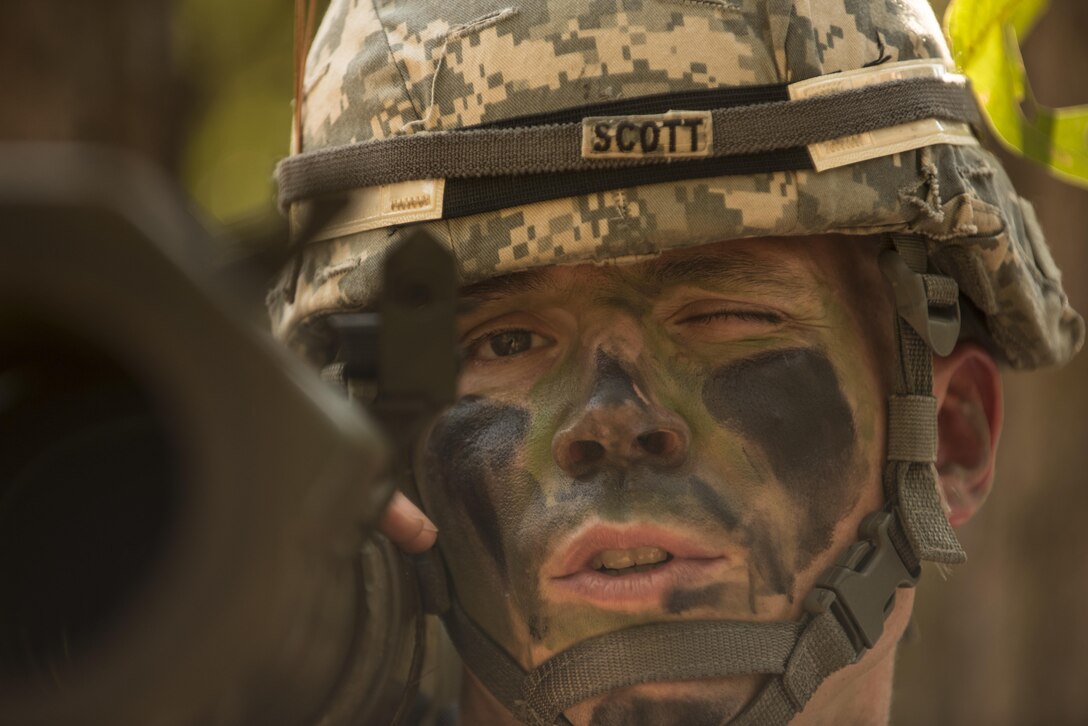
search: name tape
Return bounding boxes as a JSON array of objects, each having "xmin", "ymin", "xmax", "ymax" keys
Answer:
[
  {"xmin": 581, "ymin": 111, "xmax": 713, "ymax": 159},
  {"xmin": 290, "ymin": 178, "xmax": 446, "ymax": 244},
  {"xmin": 789, "ymin": 59, "xmax": 979, "ymax": 171}
]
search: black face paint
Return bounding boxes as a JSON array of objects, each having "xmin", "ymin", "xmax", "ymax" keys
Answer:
[
  {"xmin": 701, "ymin": 347, "xmax": 858, "ymax": 562},
  {"xmin": 589, "ymin": 696, "xmax": 733, "ymax": 726},
  {"xmin": 686, "ymin": 477, "xmax": 794, "ymax": 602},
  {"xmin": 423, "ymin": 395, "xmax": 530, "ymax": 573},
  {"xmin": 528, "ymin": 614, "xmax": 549, "ymax": 642},
  {"xmin": 590, "ymin": 350, "xmax": 646, "ymax": 408},
  {"xmin": 745, "ymin": 524, "xmax": 794, "ymax": 599},
  {"xmin": 662, "ymin": 583, "xmax": 728, "ymax": 614},
  {"xmin": 689, "ymin": 476, "xmax": 740, "ymax": 531}
]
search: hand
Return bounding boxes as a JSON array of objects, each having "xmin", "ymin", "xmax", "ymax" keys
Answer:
[{"xmin": 378, "ymin": 491, "xmax": 438, "ymax": 553}]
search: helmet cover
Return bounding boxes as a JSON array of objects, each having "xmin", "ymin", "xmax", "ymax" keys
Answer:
[{"xmin": 269, "ymin": 0, "xmax": 1083, "ymax": 370}]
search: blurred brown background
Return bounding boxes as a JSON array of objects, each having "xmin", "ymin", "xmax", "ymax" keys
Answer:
[{"xmin": 1, "ymin": 1, "xmax": 1085, "ymax": 724}]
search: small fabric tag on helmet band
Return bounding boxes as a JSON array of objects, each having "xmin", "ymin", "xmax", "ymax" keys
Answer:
[
  {"xmin": 290, "ymin": 178, "xmax": 446, "ymax": 244},
  {"xmin": 789, "ymin": 59, "xmax": 979, "ymax": 171},
  {"xmin": 581, "ymin": 111, "xmax": 713, "ymax": 159}
]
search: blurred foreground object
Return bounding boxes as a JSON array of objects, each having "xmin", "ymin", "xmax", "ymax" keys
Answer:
[{"xmin": 0, "ymin": 145, "xmax": 455, "ymax": 725}]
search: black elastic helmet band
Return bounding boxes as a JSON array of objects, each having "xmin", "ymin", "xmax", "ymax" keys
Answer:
[{"xmin": 276, "ymin": 73, "xmax": 980, "ymax": 218}]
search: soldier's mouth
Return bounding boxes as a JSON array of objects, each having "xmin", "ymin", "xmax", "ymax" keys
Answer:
[
  {"xmin": 544, "ymin": 523, "xmax": 732, "ymax": 610},
  {"xmin": 588, "ymin": 546, "xmax": 673, "ymax": 575}
]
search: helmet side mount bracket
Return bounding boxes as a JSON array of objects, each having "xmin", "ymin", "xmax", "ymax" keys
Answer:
[{"xmin": 878, "ymin": 247, "xmax": 961, "ymax": 357}]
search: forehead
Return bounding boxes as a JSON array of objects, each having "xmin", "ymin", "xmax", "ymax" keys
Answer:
[{"xmin": 459, "ymin": 235, "xmax": 873, "ymax": 305}]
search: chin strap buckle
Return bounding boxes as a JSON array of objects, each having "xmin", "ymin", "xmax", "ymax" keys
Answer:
[{"xmin": 803, "ymin": 509, "xmax": 920, "ymax": 653}]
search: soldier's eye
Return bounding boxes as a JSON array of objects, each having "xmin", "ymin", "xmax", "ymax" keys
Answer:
[
  {"xmin": 467, "ymin": 329, "xmax": 550, "ymax": 360},
  {"xmin": 490, "ymin": 331, "xmax": 532, "ymax": 357},
  {"xmin": 681, "ymin": 309, "xmax": 783, "ymax": 326},
  {"xmin": 669, "ymin": 304, "xmax": 788, "ymax": 342}
]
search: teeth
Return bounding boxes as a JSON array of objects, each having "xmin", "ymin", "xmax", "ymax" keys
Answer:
[
  {"xmin": 590, "ymin": 547, "xmax": 670, "ymax": 571},
  {"xmin": 633, "ymin": 546, "xmax": 668, "ymax": 565},
  {"xmin": 600, "ymin": 550, "xmax": 634, "ymax": 569}
]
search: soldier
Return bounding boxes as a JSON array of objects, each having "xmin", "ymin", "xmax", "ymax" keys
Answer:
[{"xmin": 268, "ymin": 0, "xmax": 1083, "ymax": 724}]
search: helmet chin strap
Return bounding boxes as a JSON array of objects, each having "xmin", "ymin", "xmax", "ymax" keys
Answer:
[{"xmin": 413, "ymin": 234, "xmax": 965, "ymax": 726}]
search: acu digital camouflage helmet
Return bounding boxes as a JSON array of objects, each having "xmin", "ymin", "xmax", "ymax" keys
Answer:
[{"xmin": 269, "ymin": 0, "xmax": 1083, "ymax": 724}]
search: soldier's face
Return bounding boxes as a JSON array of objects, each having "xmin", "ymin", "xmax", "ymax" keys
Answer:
[{"xmin": 416, "ymin": 235, "xmax": 893, "ymax": 722}]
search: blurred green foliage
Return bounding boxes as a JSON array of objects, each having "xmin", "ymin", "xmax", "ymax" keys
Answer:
[
  {"xmin": 173, "ymin": 0, "xmax": 298, "ymax": 223},
  {"xmin": 945, "ymin": 0, "xmax": 1088, "ymax": 187}
]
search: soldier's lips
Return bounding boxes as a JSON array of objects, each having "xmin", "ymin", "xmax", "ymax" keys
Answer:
[{"xmin": 544, "ymin": 523, "xmax": 731, "ymax": 610}]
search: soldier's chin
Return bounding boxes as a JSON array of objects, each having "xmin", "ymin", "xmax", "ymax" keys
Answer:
[{"xmin": 561, "ymin": 675, "xmax": 764, "ymax": 726}]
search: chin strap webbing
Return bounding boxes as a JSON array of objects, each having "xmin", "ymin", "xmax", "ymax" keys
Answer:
[
  {"xmin": 427, "ymin": 234, "xmax": 964, "ymax": 726},
  {"xmin": 880, "ymin": 235, "xmax": 966, "ymax": 566},
  {"xmin": 727, "ymin": 611, "xmax": 857, "ymax": 726},
  {"xmin": 442, "ymin": 600, "xmax": 838, "ymax": 726}
]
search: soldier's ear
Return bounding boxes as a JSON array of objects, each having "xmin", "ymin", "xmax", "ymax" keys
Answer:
[{"xmin": 932, "ymin": 343, "xmax": 1003, "ymax": 527}]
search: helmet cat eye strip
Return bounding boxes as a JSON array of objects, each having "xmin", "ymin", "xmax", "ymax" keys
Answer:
[
  {"xmin": 440, "ymin": 147, "xmax": 814, "ymax": 221},
  {"xmin": 277, "ymin": 70, "xmax": 979, "ymax": 218}
]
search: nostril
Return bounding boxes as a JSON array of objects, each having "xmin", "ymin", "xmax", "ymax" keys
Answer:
[
  {"xmin": 570, "ymin": 440, "xmax": 606, "ymax": 468},
  {"xmin": 636, "ymin": 430, "xmax": 686, "ymax": 465},
  {"xmin": 555, "ymin": 413, "xmax": 690, "ymax": 476},
  {"xmin": 636, "ymin": 431, "xmax": 669, "ymax": 456}
]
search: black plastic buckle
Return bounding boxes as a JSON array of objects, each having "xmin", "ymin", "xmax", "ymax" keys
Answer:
[
  {"xmin": 878, "ymin": 249, "xmax": 961, "ymax": 357},
  {"xmin": 803, "ymin": 510, "xmax": 920, "ymax": 652}
]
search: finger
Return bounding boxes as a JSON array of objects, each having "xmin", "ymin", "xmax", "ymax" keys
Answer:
[{"xmin": 378, "ymin": 491, "xmax": 438, "ymax": 554}]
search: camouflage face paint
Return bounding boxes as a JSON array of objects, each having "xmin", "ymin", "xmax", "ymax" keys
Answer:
[
  {"xmin": 701, "ymin": 347, "xmax": 859, "ymax": 566},
  {"xmin": 662, "ymin": 583, "xmax": 730, "ymax": 615},
  {"xmin": 688, "ymin": 475, "xmax": 739, "ymax": 531},
  {"xmin": 412, "ymin": 239, "xmax": 889, "ymax": 726},
  {"xmin": 421, "ymin": 395, "xmax": 529, "ymax": 576},
  {"xmin": 590, "ymin": 350, "xmax": 645, "ymax": 408}
]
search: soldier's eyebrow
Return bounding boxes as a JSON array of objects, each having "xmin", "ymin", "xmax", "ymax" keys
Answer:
[
  {"xmin": 458, "ymin": 269, "xmax": 552, "ymax": 307},
  {"xmin": 455, "ymin": 251, "xmax": 816, "ymax": 312},
  {"xmin": 639, "ymin": 251, "xmax": 814, "ymax": 297}
]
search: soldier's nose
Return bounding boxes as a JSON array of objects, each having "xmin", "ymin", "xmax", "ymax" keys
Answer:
[{"xmin": 552, "ymin": 352, "xmax": 689, "ymax": 478}]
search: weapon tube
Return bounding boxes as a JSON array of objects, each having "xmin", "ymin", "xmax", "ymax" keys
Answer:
[{"xmin": 0, "ymin": 146, "xmax": 456, "ymax": 726}]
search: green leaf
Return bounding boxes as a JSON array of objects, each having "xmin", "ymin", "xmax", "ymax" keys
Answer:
[{"xmin": 945, "ymin": 0, "xmax": 1088, "ymax": 188}]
